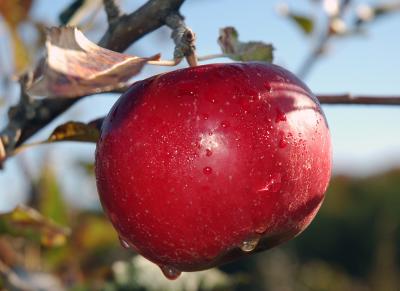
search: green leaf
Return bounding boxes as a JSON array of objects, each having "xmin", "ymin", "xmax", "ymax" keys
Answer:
[
  {"xmin": 288, "ymin": 13, "xmax": 314, "ymax": 35},
  {"xmin": 218, "ymin": 27, "xmax": 274, "ymax": 63},
  {"xmin": 37, "ymin": 164, "xmax": 69, "ymax": 226},
  {"xmin": 48, "ymin": 121, "xmax": 100, "ymax": 143},
  {"xmin": 0, "ymin": 205, "xmax": 70, "ymax": 247}
]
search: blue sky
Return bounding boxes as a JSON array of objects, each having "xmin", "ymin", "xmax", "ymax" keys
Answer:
[{"xmin": 0, "ymin": 0, "xmax": 400, "ymax": 210}]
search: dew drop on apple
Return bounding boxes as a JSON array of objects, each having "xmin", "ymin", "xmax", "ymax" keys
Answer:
[
  {"xmin": 240, "ymin": 236, "xmax": 260, "ymax": 252},
  {"xmin": 118, "ymin": 236, "xmax": 130, "ymax": 249},
  {"xmin": 275, "ymin": 108, "xmax": 287, "ymax": 122},
  {"xmin": 255, "ymin": 226, "xmax": 267, "ymax": 234},
  {"xmin": 220, "ymin": 121, "xmax": 230, "ymax": 128},
  {"xmin": 159, "ymin": 265, "xmax": 181, "ymax": 280},
  {"xmin": 203, "ymin": 166, "xmax": 212, "ymax": 175},
  {"xmin": 206, "ymin": 149, "xmax": 213, "ymax": 157},
  {"xmin": 264, "ymin": 82, "xmax": 272, "ymax": 92}
]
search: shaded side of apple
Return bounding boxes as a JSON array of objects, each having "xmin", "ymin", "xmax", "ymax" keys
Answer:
[{"xmin": 95, "ymin": 62, "xmax": 332, "ymax": 273}]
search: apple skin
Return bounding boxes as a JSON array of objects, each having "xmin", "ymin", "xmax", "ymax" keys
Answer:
[{"xmin": 95, "ymin": 62, "xmax": 332, "ymax": 273}]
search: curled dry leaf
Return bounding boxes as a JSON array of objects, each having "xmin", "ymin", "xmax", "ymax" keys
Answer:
[
  {"xmin": 26, "ymin": 27, "xmax": 160, "ymax": 98},
  {"xmin": 48, "ymin": 120, "xmax": 101, "ymax": 143},
  {"xmin": 0, "ymin": 0, "xmax": 33, "ymax": 73},
  {"xmin": 218, "ymin": 27, "xmax": 274, "ymax": 63},
  {"xmin": 0, "ymin": 138, "xmax": 5, "ymax": 168},
  {"xmin": 0, "ymin": 205, "xmax": 70, "ymax": 247}
]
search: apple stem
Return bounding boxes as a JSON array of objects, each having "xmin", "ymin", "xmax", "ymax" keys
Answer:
[
  {"xmin": 197, "ymin": 53, "xmax": 229, "ymax": 62},
  {"xmin": 186, "ymin": 53, "xmax": 198, "ymax": 67},
  {"xmin": 165, "ymin": 13, "xmax": 198, "ymax": 67},
  {"xmin": 147, "ymin": 59, "xmax": 182, "ymax": 66}
]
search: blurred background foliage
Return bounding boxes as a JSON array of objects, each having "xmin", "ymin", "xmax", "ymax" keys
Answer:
[{"xmin": 0, "ymin": 0, "xmax": 400, "ymax": 290}]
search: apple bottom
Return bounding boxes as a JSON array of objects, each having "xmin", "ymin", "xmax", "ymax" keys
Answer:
[{"xmin": 119, "ymin": 193, "xmax": 324, "ymax": 272}]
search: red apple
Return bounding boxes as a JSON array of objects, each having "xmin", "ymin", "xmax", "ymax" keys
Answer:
[{"xmin": 95, "ymin": 62, "xmax": 332, "ymax": 279}]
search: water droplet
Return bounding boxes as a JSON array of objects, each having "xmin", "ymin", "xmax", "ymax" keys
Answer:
[
  {"xmin": 255, "ymin": 226, "xmax": 267, "ymax": 234},
  {"xmin": 203, "ymin": 166, "xmax": 212, "ymax": 175},
  {"xmin": 258, "ymin": 173, "xmax": 282, "ymax": 193},
  {"xmin": 160, "ymin": 265, "xmax": 181, "ymax": 280},
  {"xmin": 206, "ymin": 149, "xmax": 213, "ymax": 157},
  {"xmin": 118, "ymin": 236, "xmax": 130, "ymax": 249},
  {"xmin": 279, "ymin": 133, "xmax": 287, "ymax": 148},
  {"xmin": 275, "ymin": 108, "xmax": 287, "ymax": 123},
  {"xmin": 240, "ymin": 237, "xmax": 260, "ymax": 252},
  {"xmin": 220, "ymin": 121, "xmax": 230, "ymax": 128},
  {"xmin": 264, "ymin": 82, "xmax": 272, "ymax": 92}
]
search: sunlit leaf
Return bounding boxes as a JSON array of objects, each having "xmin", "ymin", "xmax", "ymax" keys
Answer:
[
  {"xmin": 48, "ymin": 121, "xmax": 100, "ymax": 143},
  {"xmin": 9, "ymin": 28, "xmax": 31, "ymax": 73},
  {"xmin": 76, "ymin": 160, "xmax": 95, "ymax": 175},
  {"xmin": 26, "ymin": 27, "xmax": 160, "ymax": 98},
  {"xmin": 37, "ymin": 164, "xmax": 69, "ymax": 226},
  {"xmin": 0, "ymin": 205, "xmax": 70, "ymax": 247},
  {"xmin": 0, "ymin": 139, "xmax": 5, "ymax": 167},
  {"xmin": 288, "ymin": 13, "xmax": 314, "ymax": 34},
  {"xmin": 74, "ymin": 213, "xmax": 118, "ymax": 251},
  {"xmin": 0, "ymin": 0, "xmax": 33, "ymax": 73},
  {"xmin": 218, "ymin": 27, "xmax": 274, "ymax": 63},
  {"xmin": 0, "ymin": 0, "xmax": 33, "ymax": 28}
]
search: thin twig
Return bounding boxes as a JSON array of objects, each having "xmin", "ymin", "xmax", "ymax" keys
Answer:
[
  {"xmin": 317, "ymin": 94, "xmax": 400, "ymax": 105},
  {"xmin": 297, "ymin": 0, "xmax": 353, "ymax": 79},
  {"xmin": 197, "ymin": 53, "xmax": 229, "ymax": 61}
]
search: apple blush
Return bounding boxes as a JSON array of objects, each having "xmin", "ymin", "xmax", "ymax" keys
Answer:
[{"xmin": 95, "ymin": 62, "xmax": 332, "ymax": 279}]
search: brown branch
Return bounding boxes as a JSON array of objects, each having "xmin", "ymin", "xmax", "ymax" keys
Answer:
[
  {"xmin": 317, "ymin": 94, "xmax": 400, "ymax": 105},
  {"xmin": 99, "ymin": 0, "xmax": 185, "ymax": 52},
  {"xmin": 0, "ymin": 0, "xmax": 186, "ymax": 166},
  {"xmin": 103, "ymin": 0, "xmax": 122, "ymax": 24}
]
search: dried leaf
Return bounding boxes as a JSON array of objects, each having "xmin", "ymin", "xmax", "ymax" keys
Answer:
[
  {"xmin": 10, "ymin": 28, "xmax": 31, "ymax": 73},
  {"xmin": 48, "ymin": 121, "xmax": 100, "ymax": 143},
  {"xmin": 288, "ymin": 13, "xmax": 314, "ymax": 35},
  {"xmin": 0, "ymin": 205, "xmax": 70, "ymax": 247},
  {"xmin": 0, "ymin": 138, "xmax": 5, "ymax": 167},
  {"xmin": 0, "ymin": 0, "xmax": 33, "ymax": 73},
  {"xmin": 218, "ymin": 27, "xmax": 274, "ymax": 63},
  {"xmin": 0, "ymin": 0, "xmax": 33, "ymax": 28},
  {"xmin": 26, "ymin": 27, "xmax": 160, "ymax": 98}
]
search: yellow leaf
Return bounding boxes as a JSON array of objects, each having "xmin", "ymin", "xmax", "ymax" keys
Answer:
[
  {"xmin": 10, "ymin": 27, "xmax": 30, "ymax": 73},
  {"xmin": 0, "ymin": 0, "xmax": 33, "ymax": 28},
  {"xmin": 48, "ymin": 121, "xmax": 100, "ymax": 143}
]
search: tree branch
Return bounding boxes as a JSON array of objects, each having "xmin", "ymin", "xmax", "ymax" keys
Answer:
[
  {"xmin": 317, "ymin": 94, "xmax": 400, "ymax": 105},
  {"xmin": 103, "ymin": 0, "xmax": 122, "ymax": 24},
  {"xmin": 0, "ymin": 0, "xmax": 186, "ymax": 166},
  {"xmin": 99, "ymin": 0, "xmax": 185, "ymax": 52}
]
